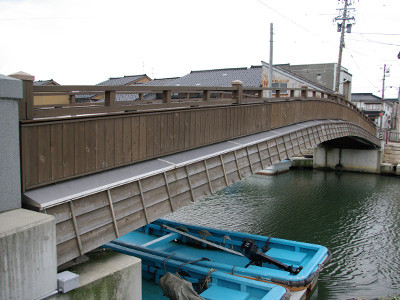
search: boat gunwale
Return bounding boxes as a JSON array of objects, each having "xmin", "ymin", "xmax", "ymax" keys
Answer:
[{"xmin": 103, "ymin": 242, "xmax": 291, "ymax": 300}]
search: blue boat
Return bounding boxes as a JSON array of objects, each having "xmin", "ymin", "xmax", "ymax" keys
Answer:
[
  {"xmin": 106, "ymin": 218, "xmax": 331, "ymax": 296},
  {"xmin": 104, "ymin": 242, "xmax": 290, "ymax": 300}
]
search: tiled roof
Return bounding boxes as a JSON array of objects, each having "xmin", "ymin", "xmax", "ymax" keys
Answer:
[
  {"xmin": 351, "ymin": 93, "xmax": 382, "ymax": 103},
  {"xmin": 33, "ymin": 79, "xmax": 59, "ymax": 86},
  {"xmin": 163, "ymin": 66, "xmax": 262, "ymax": 88},
  {"xmin": 97, "ymin": 75, "xmax": 149, "ymax": 86},
  {"xmin": 140, "ymin": 77, "xmax": 180, "ymax": 86}
]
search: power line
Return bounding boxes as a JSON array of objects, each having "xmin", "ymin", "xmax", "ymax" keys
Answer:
[
  {"xmin": 352, "ymin": 32, "xmax": 400, "ymax": 36},
  {"xmin": 254, "ymin": 0, "xmax": 333, "ymax": 44},
  {"xmin": 347, "ymin": 38, "xmax": 400, "ymax": 47}
]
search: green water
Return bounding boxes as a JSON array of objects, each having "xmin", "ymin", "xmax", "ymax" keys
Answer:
[{"xmin": 168, "ymin": 169, "xmax": 400, "ymax": 299}]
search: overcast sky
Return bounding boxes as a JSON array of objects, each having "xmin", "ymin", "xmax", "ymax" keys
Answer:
[{"xmin": 1, "ymin": 0, "xmax": 399, "ymax": 98}]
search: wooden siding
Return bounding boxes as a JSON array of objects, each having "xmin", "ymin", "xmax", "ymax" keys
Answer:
[
  {"xmin": 20, "ymin": 99, "xmax": 377, "ymax": 191},
  {"xmin": 41, "ymin": 121, "xmax": 377, "ymax": 266}
]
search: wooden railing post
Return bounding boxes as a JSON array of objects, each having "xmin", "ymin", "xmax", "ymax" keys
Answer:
[
  {"xmin": 162, "ymin": 89, "xmax": 171, "ymax": 103},
  {"xmin": 105, "ymin": 90, "xmax": 116, "ymax": 107},
  {"xmin": 8, "ymin": 71, "xmax": 34, "ymax": 120},
  {"xmin": 301, "ymin": 85, "xmax": 308, "ymax": 99},
  {"xmin": 203, "ymin": 89, "xmax": 210, "ymax": 102},
  {"xmin": 69, "ymin": 94, "xmax": 76, "ymax": 105},
  {"xmin": 231, "ymin": 80, "xmax": 243, "ymax": 104}
]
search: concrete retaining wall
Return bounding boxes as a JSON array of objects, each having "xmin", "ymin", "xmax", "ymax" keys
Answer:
[
  {"xmin": 51, "ymin": 251, "xmax": 141, "ymax": 300},
  {"xmin": 0, "ymin": 209, "xmax": 57, "ymax": 300},
  {"xmin": 314, "ymin": 146, "xmax": 382, "ymax": 173}
]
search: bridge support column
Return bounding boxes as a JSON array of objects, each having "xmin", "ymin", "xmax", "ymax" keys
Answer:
[
  {"xmin": 0, "ymin": 74, "xmax": 59, "ymax": 300},
  {"xmin": 0, "ymin": 74, "xmax": 23, "ymax": 212},
  {"xmin": 313, "ymin": 146, "xmax": 382, "ymax": 174}
]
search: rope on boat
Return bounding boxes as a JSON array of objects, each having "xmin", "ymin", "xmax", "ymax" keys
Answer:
[
  {"xmin": 198, "ymin": 268, "xmax": 219, "ymax": 292},
  {"xmin": 163, "ymin": 252, "xmax": 176, "ymax": 273},
  {"xmin": 231, "ymin": 265, "xmax": 237, "ymax": 275}
]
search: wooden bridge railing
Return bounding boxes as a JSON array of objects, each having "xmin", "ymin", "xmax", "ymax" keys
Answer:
[
  {"xmin": 19, "ymin": 80, "xmax": 376, "ymax": 191},
  {"xmin": 20, "ymin": 80, "xmax": 372, "ymax": 124}
]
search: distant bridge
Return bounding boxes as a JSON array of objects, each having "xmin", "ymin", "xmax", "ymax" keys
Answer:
[{"xmin": 19, "ymin": 80, "xmax": 379, "ymax": 266}]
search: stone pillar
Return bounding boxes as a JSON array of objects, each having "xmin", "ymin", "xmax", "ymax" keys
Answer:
[
  {"xmin": 0, "ymin": 74, "xmax": 23, "ymax": 212},
  {"xmin": 0, "ymin": 209, "xmax": 57, "ymax": 300}
]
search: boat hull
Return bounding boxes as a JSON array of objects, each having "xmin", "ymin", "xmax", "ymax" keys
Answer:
[
  {"xmin": 109, "ymin": 218, "xmax": 331, "ymax": 293},
  {"xmin": 104, "ymin": 242, "xmax": 291, "ymax": 300}
]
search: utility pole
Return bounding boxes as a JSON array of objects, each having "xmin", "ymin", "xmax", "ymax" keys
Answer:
[
  {"xmin": 380, "ymin": 64, "xmax": 387, "ymax": 131},
  {"xmin": 268, "ymin": 23, "xmax": 273, "ymax": 98},
  {"xmin": 334, "ymin": 0, "xmax": 355, "ymax": 93}
]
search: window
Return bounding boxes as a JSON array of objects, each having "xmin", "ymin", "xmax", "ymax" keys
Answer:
[{"xmin": 272, "ymin": 82, "xmax": 288, "ymax": 95}]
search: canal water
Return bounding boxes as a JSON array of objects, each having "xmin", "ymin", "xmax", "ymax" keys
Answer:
[{"xmin": 166, "ymin": 169, "xmax": 400, "ymax": 299}]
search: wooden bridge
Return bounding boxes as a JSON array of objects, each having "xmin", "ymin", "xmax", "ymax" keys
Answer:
[{"xmin": 19, "ymin": 79, "xmax": 379, "ymax": 266}]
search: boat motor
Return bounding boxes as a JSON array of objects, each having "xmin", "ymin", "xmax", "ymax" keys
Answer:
[{"xmin": 239, "ymin": 238, "xmax": 303, "ymax": 275}]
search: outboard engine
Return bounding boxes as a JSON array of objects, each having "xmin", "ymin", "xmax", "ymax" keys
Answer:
[{"xmin": 240, "ymin": 238, "xmax": 303, "ymax": 275}]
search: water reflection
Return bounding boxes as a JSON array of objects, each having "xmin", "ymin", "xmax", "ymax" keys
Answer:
[{"xmin": 168, "ymin": 169, "xmax": 400, "ymax": 299}]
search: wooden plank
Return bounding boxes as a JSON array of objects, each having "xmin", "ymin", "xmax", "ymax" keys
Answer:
[
  {"xmin": 188, "ymin": 110, "xmax": 196, "ymax": 148},
  {"xmin": 185, "ymin": 165, "xmax": 195, "ymax": 202},
  {"xmin": 80, "ymin": 223, "xmax": 116, "ymax": 257},
  {"xmin": 37, "ymin": 125, "xmax": 51, "ymax": 184},
  {"xmin": 153, "ymin": 114, "xmax": 161, "ymax": 156},
  {"xmin": 143, "ymin": 185, "xmax": 169, "ymax": 208},
  {"xmin": 163, "ymin": 172, "xmax": 174, "ymax": 211},
  {"xmin": 107, "ymin": 189, "xmax": 120, "ymax": 238},
  {"xmin": 57, "ymin": 238, "xmax": 81, "ymax": 266},
  {"xmin": 56, "ymin": 219, "xmax": 75, "ymax": 244},
  {"xmin": 139, "ymin": 115, "xmax": 147, "ymax": 159},
  {"xmin": 50, "ymin": 124, "xmax": 63, "ymax": 181},
  {"xmin": 173, "ymin": 112, "xmax": 180, "ymax": 150},
  {"xmin": 96, "ymin": 119, "xmax": 106, "ymax": 170},
  {"xmin": 20, "ymin": 127, "xmax": 33, "ymax": 189},
  {"xmin": 115, "ymin": 118, "xmax": 124, "ymax": 165},
  {"xmin": 233, "ymin": 150, "xmax": 242, "ymax": 180},
  {"xmin": 85, "ymin": 120, "xmax": 97, "ymax": 173},
  {"xmin": 219, "ymin": 155, "xmax": 229, "ymax": 186},
  {"xmin": 179, "ymin": 111, "xmax": 186, "ymax": 150},
  {"xmin": 204, "ymin": 160, "xmax": 213, "ymax": 194},
  {"xmin": 117, "ymin": 210, "xmax": 147, "ymax": 237},
  {"xmin": 138, "ymin": 180, "xmax": 149, "ymax": 223},
  {"xmin": 69, "ymin": 201, "xmax": 83, "ymax": 255},
  {"xmin": 147, "ymin": 200, "xmax": 174, "ymax": 223},
  {"xmin": 160, "ymin": 113, "xmax": 168, "ymax": 155},
  {"xmin": 105, "ymin": 118, "xmax": 115, "ymax": 167},
  {"xmin": 170, "ymin": 190, "xmax": 192, "ymax": 211},
  {"xmin": 131, "ymin": 116, "xmax": 140, "ymax": 161},
  {"xmin": 123, "ymin": 117, "xmax": 132, "ymax": 163},
  {"xmin": 74, "ymin": 122, "xmax": 85, "ymax": 175},
  {"xmin": 184, "ymin": 111, "xmax": 190, "ymax": 149},
  {"xmin": 109, "ymin": 182, "xmax": 140, "ymax": 203}
]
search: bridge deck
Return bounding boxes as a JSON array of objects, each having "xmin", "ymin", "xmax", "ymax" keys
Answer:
[{"xmin": 23, "ymin": 120, "xmax": 379, "ymax": 266}]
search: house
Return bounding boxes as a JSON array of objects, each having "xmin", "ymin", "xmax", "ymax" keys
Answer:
[
  {"xmin": 33, "ymin": 79, "xmax": 69, "ymax": 105},
  {"xmin": 262, "ymin": 62, "xmax": 336, "ymax": 97},
  {"xmin": 78, "ymin": 74, "xmax": 152, "ymax": 102},
  {"xmin": 351, "ymin": 93, "xmax": 397, "ymax": 129},
  {"xmin": 277, "ymin": 63, "xmax": 352, "ymax": 100},
  {"xmin": 33, "ymin": 79, "xmax": 60, "ymax": 86}
]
